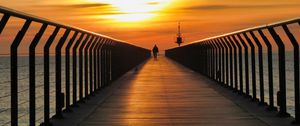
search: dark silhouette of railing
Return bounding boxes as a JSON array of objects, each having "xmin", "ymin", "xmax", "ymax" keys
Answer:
[
  {"xmin": 0, "ymin": 6, "xmax": 150, "ymax": 126},
  {"xmin": 166, "ymin": 17, "xmax": 300, "ymax": 124}
]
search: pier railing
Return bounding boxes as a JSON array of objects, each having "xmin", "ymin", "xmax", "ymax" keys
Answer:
[
  {"xmin": 166, "ymin": 17, "xmax": 300, "ymax": 123},
  {"xmin": 0, "ymin": 6, "xmax": 150, "ymax": 126}
]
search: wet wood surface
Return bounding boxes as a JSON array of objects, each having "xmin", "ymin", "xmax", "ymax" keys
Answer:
[{"xmin": 79, "ymin": 56, "xmax": 267, "ymax": 126}]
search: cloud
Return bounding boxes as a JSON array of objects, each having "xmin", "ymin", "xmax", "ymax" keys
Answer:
[
  {"xmin": 183, "ymin": 4, "xmax": 300, "ymax": 11},
  {"xmin": 34, "ymin": 3, "xmax": 110, "ymax": 9},
  {"xmin": 147, "ymin": 2, "xmax": 160, "ymax": 5}
]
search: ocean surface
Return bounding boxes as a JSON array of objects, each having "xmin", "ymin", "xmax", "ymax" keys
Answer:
[
  {"xmin": 0, "ymin": 56, "xmax": 72, "ymax": 126},
  {"xmin": 0, "ymin": 52, "xmax": 298, "ymax": 126}
]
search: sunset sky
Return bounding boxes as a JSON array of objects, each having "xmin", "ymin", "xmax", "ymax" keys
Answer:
[{"xmin": 1, "ymin": 0, "xmax": 300, "ymax": 51}]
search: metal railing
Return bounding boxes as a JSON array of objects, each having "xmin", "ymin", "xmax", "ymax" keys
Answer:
[
  {"xmin": 0, "ymin": 6, "xmax": 150, "ymax": 126},
  {"xmin": 166, "ymin": 17, "xmax": 300, "ymax": 123}
]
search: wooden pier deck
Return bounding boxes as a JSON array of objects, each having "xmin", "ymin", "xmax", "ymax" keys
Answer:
[{"xmin": 54, "ymin": 56, "xmax": 294, "ymax": 126}]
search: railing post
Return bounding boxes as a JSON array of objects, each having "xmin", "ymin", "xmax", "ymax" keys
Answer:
[
  {"xmin": 218, "ymin": 39, "xmax": 226, "ymax": 86},
  {"xmin": 214, "ymin": 39, "xmax": 222, "ymax": 83},
  {"xmin": 99, "ymin": 40, "xmax": 107, "ymax": 88},
  {"xmin": 72, "ymin": 33, "xmax": 85, "ymax": 105},
  {"xmin": 237, "ymin": 34, "xmax": 250, "ymax": 97},
  {"xmin": 205, "ymin": 42, "xmax": 211, "ymax": 77},
  {"xmin": 43, "ymin": 27, "xmax": 60, "ymax": 126},
  {"xmin": 65, "ymin": 31, "xmax": 79, "ymax": 111},
  {"xmin": 29, "ymin": 23, "xmax": 47, "ymax": 126},
  {"xmin": 227, "ymin": 36, "xmax": 238, "ymax": 91},
  {"xmin": 54, "ymin": 29, "xmax": 71, "ymax": 118},
  {"xmin": 79, "ymin": 35, "xmax": 91, "ymax": 102},
  {"xmin": 243, "ymin": 33, "xmax": 258, "ymax": 101},
  {"xmin": 224, "ymin": 37, "xmax": 234, "ymax": 89},
  {"xmin": 0, "ymin": 14, "xmax": 10, "ymax": 34},
  {"xmin": 89, "ymin": 37, "xmax": 99, "ymax": 95},
  {"xmin": 101, "ymin": 41, "xmax": 107, "ymax": 86},
  {"xmin": 94, "ymin": 38, "xmax": 102, "ymax": 91},
  {"xmin": 205, "ymin": 42, "xmax": 210, "ymax": 76},
  {"xmin": 103, "ymin": 43, "xmax": 108, "ymax": 86},
  {"xmin": 268, "ymin": 27, "xmax": 290, "ymax": 117},
  {"xmin": 11, "ymin": 20, "xmax": 32, "ymax": 126},
  {"xmin": 84, "ymin": 36, "xmax": 95, "ymax": 98},
  {"xmin": 257, "ymin": 30, "xmax": 276, "ymax": 110},
  {"xmin": 232, "ymin": 35, "xmax": 244, "ymax": 94},
  {"xmin": 109, "ymin": 41, "xmax": 114, "ymax": 83},
  {"xmin": 220, "ymin": 38, "xmax": 229, "ymax": 87},
  {"xmin": 282, "ymin": 25, "xmax": 299, "ymax": 122},
  {"xmin": 201, "ymin": 43, "xmax": 205, "ymax": 74},
  {"xmin": 250, "ymin": 31, "xmax": 265, "ymax": 105},
  {"xmin": 97, "ymin": 40, "xmax": 105, "ymax": 89},
  {"xmin": 210, "ymin": 40, "xmax": 217, "ymax": 80},
  {"xmin": 208, "ymin": 41, "xmax": 213, "ymax": 78},
  {"xmin": 93, "ymin": 41, "xmax": 100, "ymax": 92}
]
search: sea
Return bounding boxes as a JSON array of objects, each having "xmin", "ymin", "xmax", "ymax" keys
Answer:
[{"xmin": 0, "ymin": 52, "xmax": 298, "ymax": 126}]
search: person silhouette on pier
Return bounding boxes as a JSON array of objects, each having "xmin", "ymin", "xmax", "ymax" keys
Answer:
[{"xmin": 152, "ymin": 45, "xmax": 159, "ymax": 59}]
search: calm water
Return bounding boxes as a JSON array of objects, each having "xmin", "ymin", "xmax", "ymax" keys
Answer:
[
  {"xmin": 0, "ymin": 56, "xmax": 75, "ymax": 126},
  {"xmin": 0, "ymin": 52, "xmax": 298, "ymax": 125}
]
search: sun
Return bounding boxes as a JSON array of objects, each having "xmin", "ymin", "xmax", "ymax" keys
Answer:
[{"xmin": 91, "ymin": 0, "xmax": 172, "ymax": 22}]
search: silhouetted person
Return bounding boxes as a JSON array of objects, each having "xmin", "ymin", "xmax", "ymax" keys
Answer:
[{"xmin": 152, "ymin": 45, "xmax": 159, "ymax": 59}]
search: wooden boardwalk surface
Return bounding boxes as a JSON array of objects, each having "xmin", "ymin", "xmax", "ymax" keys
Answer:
[
  {"xmin": 54, "ymin": 56, "xmax": 294, "ymax": 126},
  {"xmin": 79, "ymin": 56, "xmax": 268, "ymax": 126}
]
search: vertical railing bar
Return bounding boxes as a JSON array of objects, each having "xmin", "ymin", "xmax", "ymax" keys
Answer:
[
  {"xmin": 65, "ymin": 31, "xmax": 79, "ymax": 111},
  {"xmin": 237, "ymin": 34, "xmax": 250, "ymax": 97},
  {"xmin": 11, "ymin": 19, "xmax": 32, "ymax": 126},
  {"xmin": 93, "ymin": 40, "xmax": 100, "ymax": 92},
  {"xmin": 232, "ymin": 35, "xmax": 244, "ymax": 94},
  {"xmin": 216, "ymin": 39, "xmax": 223, "ymax": 84},
  {"xmin": 72, "ymin": 33, "xmax": 85, "ymax": 106},
  {"xmin": 228, "ymin": 36, "xmax": 238, "ymax": 91},
  {"xmin": 214, "ymin": 39, "xmax": 222, "ymax": 83},
  {"xmin": 102, "ymin": 43, "xmax": 107, "ymax": 86},
  {"xmin": 29, "ymin": 23, "xmax": 48, "ymax": 126},
  {"xmin": 100, "ymin": 40, "xmax": 107, "ymax": 87},
  {"xmin": 243, "ymin": 32, "xmax": 258, "ymax": 101},
  {"xmin": 205, "ymin": 42, "xmax": 209, "ymax": 77},
  {"xmin": 54, "ymin": 29, "xmax": 71, "ymax": 118},
  {"xmin": 208, "ymin": 41, "xmax": 213, "ymax": 78},
  {"xmin": 218, "ymin": 39, "xmax": 226, "ymax": 85},
  {"xmin": 282, "ymin": 25, "xmax": 299, "ymax": 122},
  {"xmin": 224, "ymin": 37, "xmax": 234, "ymax": 89},
  {"xmin": 268, "ymin": 27, "xmax": 290, "ymax": 117},
  {"xmin": 89, "ymin": 37, "xmax": 99, "ymax": 95},
  {"xmin": 43, "ymin": 26, "xmax": 60, "ymax": 126},
  {"xmin": 104, "ymin": 41, "xmax": 110, "ymax": 86},
  {"xmin": 207, "ymin": 42, "xmax": 211, "ymax": 76},
  {"xmin": 84, "ymin": 36, "xmax": 95, "ymax": 98},
  {"xmin": 109, "ymin": 41, "xmax": 113, "ymax": 83},
  {"xmin": 203, "ymin": 43, "xmax": 206, "ymax": 75},
  {"xmin": 95, "ymin": 38, "xmax": 104, "ymax": 90},
  {"xmin": 258, "ymin": 29, "xmax": 276, "ymax": 110},
  {"xmin": 78, "ymin": 34, "xmax": 91, "ymax": 102},
  {"xmin": 97, "ymin": 40, "xmax": 104, "ymax": 89},
  {"xmin": 0, "ymin": 14, "xmax": 10, "ymax": 34},
  {"xmin": 210, "ymin": 40, "xmax": 217, "ymax": 80},
  {"xmin": 205, "ymin": 42, "xmax": 211, "ymax": 77},
  {"xmin": 221, "ymin": 38, "xmax": 229, "ymax": 87},
  {"xmin": 250, "ymin": 31, "xmax": 265, "ymax": 105}
]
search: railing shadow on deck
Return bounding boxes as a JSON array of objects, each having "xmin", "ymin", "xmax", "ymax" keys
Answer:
[
  {"xmin": 166, "ymin": 17, "xmax": 300, "ymax": 124},
  {"xmin": 0, "ymin": 6, "xmax": 151, "ymax": 126}
]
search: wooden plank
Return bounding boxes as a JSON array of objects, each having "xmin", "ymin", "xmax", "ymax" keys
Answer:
[{"xmin": 79, "ymin": 56, "xmax": 268, "ymax": 126}]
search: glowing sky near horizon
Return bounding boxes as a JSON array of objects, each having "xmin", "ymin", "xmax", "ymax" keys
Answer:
[{"xmin": 0, "ymin": 0, "xmax": 300, "ymax": 50}]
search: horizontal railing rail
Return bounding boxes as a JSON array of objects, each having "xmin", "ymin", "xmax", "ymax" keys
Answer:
[
  {"xmin": 0, "ymin": 6, "xmax": 151, "ymax": 126},
  {"xmin": 166, "ymin": 17, "xmax": 300, "ymax": 124}
]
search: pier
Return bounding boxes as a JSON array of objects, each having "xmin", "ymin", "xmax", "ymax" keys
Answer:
[{"xmin": 0, "ymin": 6, "xmax": 299, "ymax": 126}]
